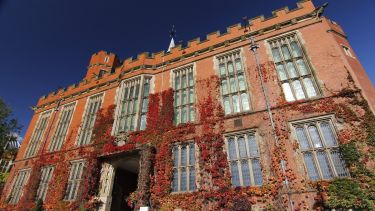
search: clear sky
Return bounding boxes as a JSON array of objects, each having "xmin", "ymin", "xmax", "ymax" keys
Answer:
[{"xmin": 0, "ymin": 0, "xmax": 374, "ymax": 138}]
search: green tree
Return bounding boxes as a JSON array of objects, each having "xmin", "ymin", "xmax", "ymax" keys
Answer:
[{"xmin": 0, "ymin": 97, "xmax": 22, "ymax": 157}]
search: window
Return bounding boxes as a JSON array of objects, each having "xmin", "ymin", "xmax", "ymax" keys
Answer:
[
  {"xmin": 76, "ymin": 94, "xmax": 103, "ymax": 146},
  {"xmin": 172, "ymin": 142, "xmax": 196, "ymax": 192},
  {"xmin": 49, "ymin": 103, "xmax": 76, "ymax": 151},
  {"xmin": 0, "ymin": 159, "xmax": 10, "ymax": 173},
  {"xmin": 217, "ymin": 50, "xmax": 251, "ymax": 115},
  {"xmin": 25, "ymin": 110, "xmax": 52, "ymax": 158},
  {"xmin": 292, "ymin": 117, "xmax": 349, "ymax": 180},
  {"xmin": 64, "ymin": 161, "xmax": 85, "ymax": 201},
  {"xmin": 173, "ymin": 65, "xmax": 195, "ymax": 124},
  {"xmin": 8, "ymin": 169, "xmax": 31, "ymax": 204},
  {"xmin": 225, "ymin": 132, "xmax": 263, "ymax": 187},
  {"xmin": 114, "ymin": 75, "xmax": 152, "ymax": 134},
  {"xmin": 269, "ymin": 34, "xmax": 319, "ymax": 102},
  {"xmin": 342, "ymin": 46, "xmax": 353, "ymax": 57},
  {"xmin": 104, "ymin": 56, "xmax": 109, "ymax": 63},
  {"xmin": 98, "ymin": 70, "xmax": 106, "ymax": 79},
  {"xmin": 36, "ymin": 166, "xmax": 54, "ymax": 201}
]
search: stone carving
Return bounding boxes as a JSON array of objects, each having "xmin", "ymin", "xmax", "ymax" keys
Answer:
[
  {"xmin": 114, "ymin": 132, "xmax": 129, "ymax": 146},
  {"xmin": 98, "ymin": 163, "xmax": 115, "ymax": 197}
]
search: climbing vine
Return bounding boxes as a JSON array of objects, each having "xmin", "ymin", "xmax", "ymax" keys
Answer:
[{"xmin": 1, "ymin": 68, "xmax": 374, "ymax": 210}]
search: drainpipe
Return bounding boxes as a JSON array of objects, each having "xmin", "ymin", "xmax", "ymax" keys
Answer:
[{"xmin": 249, "ymin": 36, "xmax": 294, "ymax": 211}]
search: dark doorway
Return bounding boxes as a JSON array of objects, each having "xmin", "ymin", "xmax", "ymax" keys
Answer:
[{"xmin": 110, "ymin": 168, "xmax": 138, "ymax": 211}]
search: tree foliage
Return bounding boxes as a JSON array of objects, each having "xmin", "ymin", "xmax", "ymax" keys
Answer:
[{"xmin": 0, "ymin": 98, "xmax": 21, "ymax": 157}]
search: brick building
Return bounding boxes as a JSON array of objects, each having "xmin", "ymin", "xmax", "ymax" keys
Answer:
[{"xmin": 1, "ymin": 0, "xmax": 374, "ymax": 210}]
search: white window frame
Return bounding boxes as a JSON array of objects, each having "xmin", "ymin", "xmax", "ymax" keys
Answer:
[
  {"xmin": 24, "ymin": 110, "xmax": 52, "ymax": 158},
  {"xmin": 171, "ymin": 63, "xmax": 196, "ymax": 125},
  {"xmin": 48, "ymin": 102, "xmax": 77, "ymax": 152},
  {"xmin": 64, "ymin": 160, "xmax": 85, "ymax": 201},
  {"xmin": 112, "ymin": 75, "xmax": 153, "ymax": 134},
  {"xmin": 75, "ymin": 93, "xmax": 104, "ymax": 146},
  {"xmin": 290, "ymin": 115, "xmax": 349, "ymax": 181},
  {"xmin": 215, "ymin": 49, "xmax": 252, "ymax": 115},
  {"xmin": 36, "ymin": 166, "xmax": 55, "ymax": 201},
  {"xmin": 268, "ymin": 32, "xmax": 320, "ymax": 102},
  {"xmin": 7, "ymin": 168, "xmax": 31, "ymax": 204},
  {"xmin": 171, "ymin": 141, "xmax": 197, "ymax": 193},
  {"xmin": 224, "ymin": 131, "xmax": 263, "ymax": 187}
]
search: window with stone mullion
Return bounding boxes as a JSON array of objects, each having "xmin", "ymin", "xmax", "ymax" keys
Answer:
[
  {"xmin": 64, "ymin": 161, "xmax": 84, "ymax": 201},
  {"xmin": 173, "ymin": 66, "xmax": 195, "ymax": 124},
  {"xmin": 226, "ymin": 133, "xmax": 263, "ymax": 187},
  {"xmin": 218, "ymin": 52, "xmax": 250, "ymax": 115},
  {"xmin": 25, "ymin": 111, "xmax": 52, "ymax": 158},
  {"xmin": 270, "ymin": 35, "xmax": 319, "ymax": 102},
  {"xmin": 294, "ymin": 120, "xmax": 349, "ymax": 181},
  {"xmin": 139, "ymin": 78, "xmax": 151, "ymax": 130},
  {"xmin": 116, "ymin": 76, "xmax": 151, "ymax": 133},
  {"xmin": 172, "ymin": 142, "xmax": 196, "ymax": 192},
  {"xmin": 123, "ymin": 81, "xmax": 139, "ymax": 132},
  {"xmin": 8, "ymin": 169, "xmax": 31, "ymax": 204},
  {"xmin": 36, "ymin": 166, "xmax": 54, "ymax": 201},
  {"xmin": 76, "ymin": 94, "xmax": 102, "ymax": 146},
  {"xmin": 49, "ymin": 103, "xmax": 75, "ymax": 151}
]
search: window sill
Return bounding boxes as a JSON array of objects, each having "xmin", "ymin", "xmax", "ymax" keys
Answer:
[
  {"xmin": 223, "ymin": 110, "xmax": 253, "ymax": 119},
  {"xmin": 231, "ymin": 184, "xmax": 263, "ymax": 190},
  {"xmin": 309, "ymin": 176, "xmax": 350, "ymax": 182},
  {"xmin": 170, "ymin": 189, "xmax": 197, "ymax": 195}
]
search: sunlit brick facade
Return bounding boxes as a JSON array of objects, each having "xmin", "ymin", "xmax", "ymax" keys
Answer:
[{"xmin": 2, "ymin": 1, "xmax": 374, "ymax": 210}]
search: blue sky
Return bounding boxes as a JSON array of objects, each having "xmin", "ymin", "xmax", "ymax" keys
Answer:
[{"xmin": 0, "ymin": 0, "xmax": 374, "ymax": 138}]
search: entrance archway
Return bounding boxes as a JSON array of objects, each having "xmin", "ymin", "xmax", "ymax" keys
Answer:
[
  {"xmin": 97, "ymin": 151, "xmax": 140, "ymax": 211},
  {"xmin": 110, "ymin": 155, "xmax": 139, "ymax": 211}
]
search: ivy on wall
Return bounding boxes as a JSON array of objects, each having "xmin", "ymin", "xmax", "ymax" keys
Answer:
[{"xmin": 1, "ymin": 68, "xmax": 374, "ymax": 210}]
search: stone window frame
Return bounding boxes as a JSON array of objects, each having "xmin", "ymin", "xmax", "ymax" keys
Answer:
[
  {"xmin": 48, "ymin": 101, "xmax": 77, "ymax": 152},
  {"xmin": 267, "ymin": 32, "xmax": 321, "ymax": 102},
  {"xmin": 290, "ymin": 115, "xmax": 350, "ymax": 181},
  {"xmin": 64, "ymin": 159, "xmax": 85, "ymax": 201},
  {"xmin": 75, "ymin": 93, "xmax": 104, "ymax": 146},
  {"xmin": 171, "ymin": 63, "xmax": 196, "ymax": 125},
  {"xmin": 36, "ymin": 165, "xmax": 55, "ymax": 201},
  {"xmin": 112, "ymin": 75, "xmax": 153, "ymax": 135},
  {"xmin": 7, "ymin": 168, "xmax": 31, "ymax": 204},
  {"xmin": 24, "ymin": 110, "xmax": 52, "ymax": 158},
  {"xmin": 171, "ymin": 141, "xmax": 197, "ymax": 193},
  {"xmin": 224, "ymin": 130, "xmax": 263, "ymax": 187},
  {"xmin": 215, "ymin": 48, "xmax": 252, "ymax": 116},
  {"xmin": 341, "ymin": 44, "xmax": 354, "ymax": 58}
]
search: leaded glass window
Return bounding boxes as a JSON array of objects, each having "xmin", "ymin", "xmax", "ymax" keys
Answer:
[
  {"xmin": 225, "ymin": 132, "xmax": 263, "ymax": 187},
  {"xmin": 172, "ymin": 142, "xmax": 196, "ymax": 192},
  {"xmin": 64, "ymin": 160, "xmax": 85, "ymax": 201},
  {"xmin": 25, "ymin": 110, "xmax": 52, "ymax": 158},
  {"xmin": 217, "ymin": 50, "xmax": 251, "ymax": 115},
  {"xmin": 76, "ymin": 94, "xmax": 103, "ymax": 146},
  {"xmin": 269, "ymin": 34, "xmax": 319, "ymax": 102},
  {"xmin": 36, "ymin": 166, "xmax": 54, "ymax": 201},
  {"xmin": 115, "ymin": 75, "xmax": 152, "ymax": 133},
  {"xmin": 8, "ymin": 169, "xmax": 31, "ymax": 204},
  {"xmin": 293, "ymin": 118, "xmax": 349, "ymax": 180},
  {"xmin": 173, "ymin": 65, "xmax": 195, "ymax": 124},
  {"xmin": 49, "ymin": 102, "xmax": 76, "ymax": 152}
]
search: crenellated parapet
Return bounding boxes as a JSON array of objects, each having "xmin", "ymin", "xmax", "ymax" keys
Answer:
[{"xmin": 35, "ymin": 0, "xmax": 317, "ymax": 111}]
